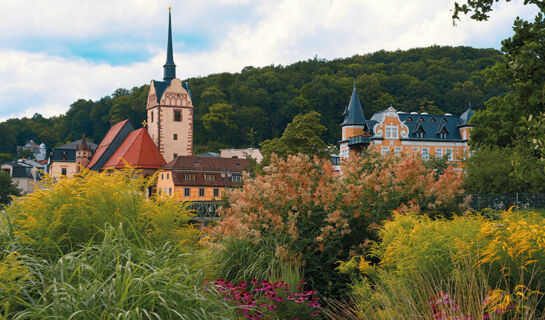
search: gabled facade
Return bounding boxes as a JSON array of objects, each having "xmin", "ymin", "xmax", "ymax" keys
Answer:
[
  {"xmin": 1, "ymin": 160, "xmax": 46, "ymax": 194},
  {"xmin": 339, "ymin": 87, "xmax": 474, "ymax": 163},
  {"xmin": 147, "ymin": 8, "xmax": 194, "ymax": 162}
]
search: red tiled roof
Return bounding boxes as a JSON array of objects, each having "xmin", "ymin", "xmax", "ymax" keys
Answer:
[
  {"xmin": 87, "ymin": 119, "xmax": 128, "ymax": 169},
  {"xmin": 101, "ymin": 128, "xmax": 166, "ymax": 170},
  {"xmin": 163, "ymin": 156, "xmax": 250, "ymax": 172}
]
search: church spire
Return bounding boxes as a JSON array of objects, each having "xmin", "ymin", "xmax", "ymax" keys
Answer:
[{"xmin": 163, "ymin": 7, "xmax": 176, "ymax": 81}]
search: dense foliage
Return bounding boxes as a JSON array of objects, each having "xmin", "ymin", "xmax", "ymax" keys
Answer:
[
  {"xmin": 0, "ymin": 46, "xmax": 503, "ymax": 155},
  {"xmin": 213, "ymin": 151, "xmax": 465, "ymax": 297},
  {"xmin": 0, "ymin": 171, "xmax": 20, "ymax": 205},
  {"xmin": 340, "ymin": 209, "xmax": 545, "ymax": 319}
]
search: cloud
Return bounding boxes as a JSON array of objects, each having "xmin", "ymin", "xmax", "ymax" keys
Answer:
[{"xmin": 0, "ymin": 0, "xmax": 540, "ymax": 121}]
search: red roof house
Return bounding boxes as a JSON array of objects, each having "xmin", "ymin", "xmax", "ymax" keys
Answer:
[{"xmin": 102, "ymin": 128, "xmax": 166, "ymax": 170}]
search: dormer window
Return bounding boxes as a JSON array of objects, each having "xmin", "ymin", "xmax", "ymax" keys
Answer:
[
  {"xmin": 430, "ymin": 118, "xmax": 436, "ymax": 123},
  {"xmin": 441, "ymin": 117, "xmax": 448, "ymax": 123},
  {"xmin": 418, "ymin": 117, "xmax": 425, "ymax": 122},
  {"xmin": 406, "ymin": 117, "xmax": 414, "ymax": 122},
  {"xmin": 440, "ymin": 132, "xmax": 447, "ymax": 139},
  {"xmin": 416, "ymin": 131, "xmax": 424, "ymax": 138},
  {"xmin": 385, "ymin": 126, "xmax": 398, "ymax": 139}
]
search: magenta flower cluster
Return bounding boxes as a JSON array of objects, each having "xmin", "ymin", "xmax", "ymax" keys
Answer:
[
  {"xmin": 206, "ymin": 278, "xmax": 321, "ymax": 319},
  {"xmin": 430, "ymin": 291, "xmax": 515, "ymax": 320}
]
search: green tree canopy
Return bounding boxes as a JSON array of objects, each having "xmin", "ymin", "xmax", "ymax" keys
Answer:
[
  {"xmin": 260, "ymin": 111, "xmax": 335, "ymax": 165},
  {"xmin": 0, "ymin": 171, "xmax": 21, "ymax": 205}
]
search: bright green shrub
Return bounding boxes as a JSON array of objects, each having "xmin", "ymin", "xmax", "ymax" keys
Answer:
[{"xmin": 5, "ymin": 168, "xmax": 196, "ymax": 258}]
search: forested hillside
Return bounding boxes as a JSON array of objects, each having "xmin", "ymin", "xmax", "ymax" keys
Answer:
[{"xmin": 0, "ymin": 46, "xmax": 504, "ymax": 155}]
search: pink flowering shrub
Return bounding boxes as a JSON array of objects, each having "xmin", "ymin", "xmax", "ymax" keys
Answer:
[
  {"xmin": 213, "ymin": 151, "xmax": 464, "ymax": 296},
  {"xmin": 207, "ymin": 279, "xmax": 321, "ymax": 320}
]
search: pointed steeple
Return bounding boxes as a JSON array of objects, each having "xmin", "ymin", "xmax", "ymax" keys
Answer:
[
  {"xmin": 457, "ymin": 103, "xmax": 474, "ymax": 127},
  {"xmin": 341, "ymin": 83, "xmax": 365, "ymax": 126},
  {"xmin": 163, "ymin": 7, "xmax": 176, "ymax": 81}
]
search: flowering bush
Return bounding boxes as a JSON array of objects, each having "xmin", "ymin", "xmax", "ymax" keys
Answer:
[
  {"xmin": 214, "ymin": 151, "xmax": 465, "ymax": 296},
  {"xmin": 208, "ymin": 278, "xmax": 321, "ymax": 320}
]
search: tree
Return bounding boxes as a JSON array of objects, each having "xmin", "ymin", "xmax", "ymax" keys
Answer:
[
  {"xmin": 464, "ymin": 147, "xmax": 545, "ymax": 193},
  {"xmin": 0, "ymin": 171, "xmax": 21, "ymax": 205},
  {"xmin": 453, "ymin": 0, "xmax": 544, "ymax": 22},
  {"xmin": 17, "ymin": 149, "xmax": 35, "ymax": 160},
  {"xmin": 0, "ymin": 153, "xmax": 14, "ymax": 163},
  {"xmin": 259, "ymin": 111, "xmax": 336, "ymax": 166}
]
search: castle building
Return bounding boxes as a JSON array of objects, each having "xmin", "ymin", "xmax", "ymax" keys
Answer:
[
  {"xmin": 75, "ymin": 135, "xmax": 92, "ymax": 173},
  {"xmin": 339, "ymin": 85, "xmax": 474, "ymax": 162},
  {"xmin": 17, "ymin": 140, "xmax": 47, "ymax": 161},
  {"xmin": 146, "ymin": 7, "xmax": 194, "ymax": 162}
]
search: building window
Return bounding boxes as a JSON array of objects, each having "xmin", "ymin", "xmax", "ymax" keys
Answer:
[
  {"xmin": 446, "ymin": 148, "xmax": 453, "ymax": 161},
  {"xmin": 385, "ymin": 126, "xmax": 398, "ymax": 139},
  {"xmin": 413, "ymin": 147, "xmax": 420, "ymax": 153},
  {"xmin": 62, "ymin": 152, "xmax": 67, "ymax": 160},
  {"xmin": 422, "ymin": 148, "xmax": 430, "ymax": 160},
  {"xmin": 173, "ymin": 134, "xmax": 178, "ymax": 140},
  {"xmin": 440, "ymin": 132, "xmax": 447, "ymax": 139},
  {"xmin": 61, "ymin": 167, "xmax": 67, "ymax": 176},
  {"xmin": 174, "ymin": 110, "xmax": 181, "ymax": 122},
  {"xmin": 151, "ymin": 111, "xmax": 154, "ymax": 123},
  {"xmin": 394, "ymin": 146, "xmax": 402, "ymax": 155},
  {"xmin": 169, "ymin": 187, "xmax": 172, "ymax": 196},
  {"xmin": 185, "ymin": 173, "xmax": 195, "ymax": 180},
  {"xmin": 166, "ymin": 173, "xmax": 169, "ymax": 180},
  {"xmin": 205, "ymin": 174, "xmax": 215, "ymax": 181},
  {"xmin": 173, "ymin": 153, "xmax": 178, "ymax": 159},
  {"xmin": 232, "ymin": 175, "xmax": 242, "ymax": 182},
  {"xmin": 184, "ymin": 188, "xmax": 190, "ymax": 197},
  {"xmin": 436, "ymin": 148, "xmax": 443, "ymax": 158},
  {"xmin": 416, "ymin": 131, "xmax": 425, "ymax": 139},
  {"xmin": 199, "ymin": 188, "xmax": 205, "ymax": 197},
  {"xmin": 381, "ymin": 146, "xmax": 389, "ymax": 155},
  {"xmin": 213, "ymin": 188, "xmax": 219, "ymax": 197},
  {"xmin": 161, "ymin": 173, "xmax": 164, "ymax": 180}
]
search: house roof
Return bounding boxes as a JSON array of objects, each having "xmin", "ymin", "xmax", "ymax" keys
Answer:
[
  {"xmin": 50, "ymin": 139, "xmax": 98, "ymax": 162},
  {"xmin": 163, "ymin": 155, "xmax": 250, "ymax": 172},
  {"xmin": 341, "ymin": 85, "xmax": 366, "ymax": 126},
  {"xmin": 457, "ymin": 106, "xmax": 474, "ymax": 127},
  {"xmin": 87, "ymin": 119, "xmax": 135, "ymax": 170},
  {"xmin": 397, "ymin": 113, "xmax": 463, "ymax": 141},
  {"xmin": 101, "ymin": 128, "xmax": 166, "ymax": 170},
  {"xmin": 171, "ymin": 171, "xmax": 243, "ymax": 187}
]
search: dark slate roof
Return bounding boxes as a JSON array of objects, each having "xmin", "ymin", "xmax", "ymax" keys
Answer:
[
  {"xmin": 341, "ymin": 86, "xmax": 366, "ymax": 126},
  {"xmin": 2, "ymin": 162, "xmax": 39, "ymax": 179},
  {"xmin": 457, "ymin": 106, "xmax": 474, "ymax": 127},
  {"xmin": 395, "ymin": 113, "xmax": 463, "ymax": 141},
  {"xmin": 50, "ymin": 139, "xmax": 98, "ymax": 162},
  {"xmin": 56, "ymin": 139, "xmax": 98, "ymax": 151}
]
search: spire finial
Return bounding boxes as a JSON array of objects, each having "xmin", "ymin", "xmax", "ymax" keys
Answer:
[
  {"xmin": 353, "ymin": 78, "xmax": 356, "ymax": 88},
  {"xmin": 163, "ymin": 7, "xmax": 176, "ymax": 81},
  {"xmin": 468, "ymin": 102, "xmax": 472, "ymax": 110}
]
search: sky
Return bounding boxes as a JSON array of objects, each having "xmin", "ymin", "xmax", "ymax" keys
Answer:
[{"xmin": 0, "ymin": 0, "xmax": 540, "ymax": 122}]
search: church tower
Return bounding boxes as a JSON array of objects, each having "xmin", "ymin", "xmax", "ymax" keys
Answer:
[{"xmin": 147, "ymin": 7, "xmax": 194, "ymax": 161}]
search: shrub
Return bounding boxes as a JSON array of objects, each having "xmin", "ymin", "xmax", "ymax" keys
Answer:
[
  {"xmin": 213, "ymin": 151, "xmax": 464, "ymax": 297},
  {"xmin": 5, "ymin": 168, "xmax": 196, "ymax": 258},
  {"xmin": 346, "ymin": 209, "xmax": 545, "ymax": 319}
]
